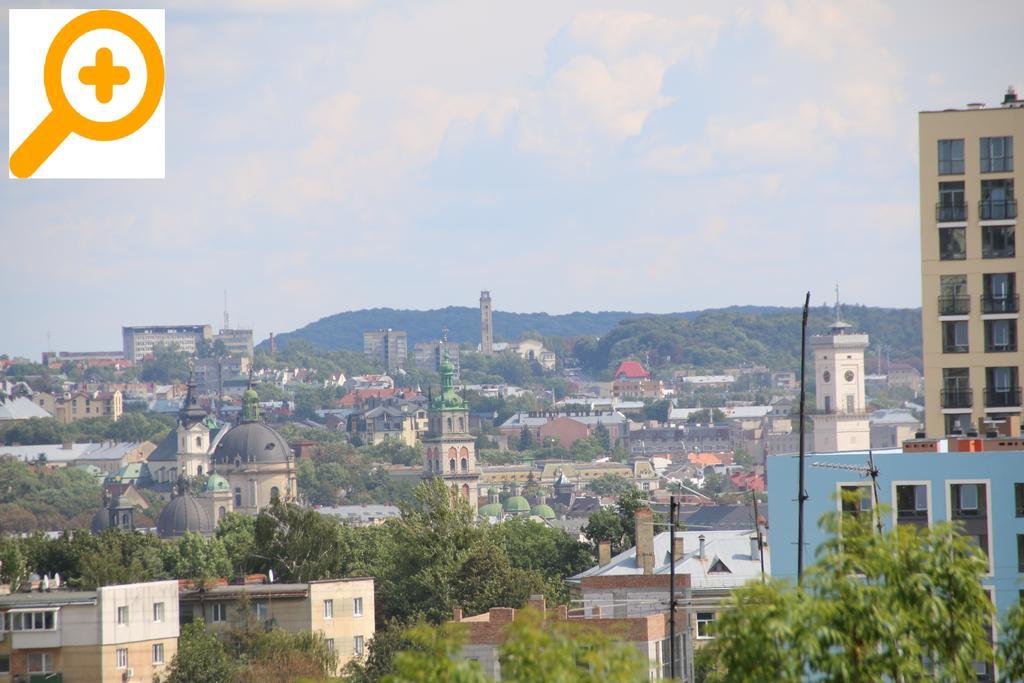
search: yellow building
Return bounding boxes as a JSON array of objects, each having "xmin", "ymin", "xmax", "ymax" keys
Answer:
[
  {"xmin": 0, "ymin": 580, "xmax": 179, "ymax": 683},
  {"xmin": 178, "ymin": 577, "xmax": 375, "ymax": 672},
  {"xmin": 34, "ymin": 390, "xmax": 123, "ymax": 423},
  {"xmin": 920, "ymin": 89, "xmax": 1024, "ymax": 436}
]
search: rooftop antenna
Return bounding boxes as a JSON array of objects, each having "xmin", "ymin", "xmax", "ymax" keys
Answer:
[
  {"xmin": 811, "ymin": 452, "xmax": 883, "ymax": 535},
  {"xmin": 797, "ymin": 291, "xmax": 810, "ymax": 586}
]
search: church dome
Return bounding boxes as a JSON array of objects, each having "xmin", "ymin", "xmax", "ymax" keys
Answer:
[
  {"xmin": 479, "ymin": 502, "xmax": 503, "ymax": 518},
  {"xmin": 213, "ymin": 422, "xmax": 292, "ymax": 466},
  {"xmin": 503, "ymin": 496, "xmax": 530, "ymax": 514},
  {"xmin": 205, "ymin": 473, "xmax": 230, "ymax": 492},
  {"xmin": 531, "ymin": 503, "xmax": 555, "ymax": 520},
  {"xmin": 157, "ymin": 489, "xmax": 213, "ymax": 538}
]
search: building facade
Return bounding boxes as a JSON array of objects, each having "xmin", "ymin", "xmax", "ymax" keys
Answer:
[
  {"xmin": 34, "ymin": 390, "xmax": 123, "ymax": 424},
  {"xmin": 362, "ymin": 329, "xmax": 408, "ymax": 372},
  {"xmin": 809, "ymin": 317, "xmax": 871, "ymax": 453},
  {"xmin": 213, "ymin": 328, "xmax": 254, "ymax": 358},
  {"xmin": 920, "ymin": 89, "xmax": 1024, "ymax": 437},
  {"xmin": 122, "ymin": 325, "xmax": 212, "ymax": 361},
  {"xmin": 414, "ymin": 340, "xmax": 461, "ymax": 376}
]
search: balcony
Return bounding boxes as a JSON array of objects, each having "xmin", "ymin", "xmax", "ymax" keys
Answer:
[
  {"xmin": 979, "ymin": 199, "xmax": 1018, "ymax": 221},
  {"xmin": 981, "ymin": 294, "xmax": 1019, "ymax": 314},
  {"xmin": 941, "ymin": 388, "xmax": 973, "ymax": 409},
  {"xmin": 936, "ymin": 202, "xmax": 968, "ymax": 222},
  {"xmin": 984, "ymin": 387, "xmax": 1021, "ymax": 408},
  {"xmin": 938, "ymin": 295, "xmax": 970, "ymax": 316}
]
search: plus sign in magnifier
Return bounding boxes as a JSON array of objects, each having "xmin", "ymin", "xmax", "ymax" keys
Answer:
[{"xmin": 9, "ymin": 10, "xmax": 165, "ymax": 179}]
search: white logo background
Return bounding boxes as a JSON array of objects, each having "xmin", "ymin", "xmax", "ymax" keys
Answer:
[{"xmin": 8, "ymin": 9, "xmax": 165, "ymax": 179}]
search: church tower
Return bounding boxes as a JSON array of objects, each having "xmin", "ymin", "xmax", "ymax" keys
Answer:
[
  {"xmin": 810, "ymin": 293, "xmax": 871, "ymax": 453},
  {"xmin": 423, "ymin": 339, "xmax": 480, "ymax": 509},
  {"xmin": 480, "ymin": 291, "xmax": 493, "ymax": 356},
  {"xmin": 177, "ymin": 373, "xmax": 211, "ymax": 478}
]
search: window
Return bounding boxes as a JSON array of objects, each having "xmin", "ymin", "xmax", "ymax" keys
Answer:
[
  {"xmin": 270, "ymin": 486, "xmax": 280, "ymax": 501},
  {"xmin": 841, "ymin": 485, "xmax": 872, "ymax": 514},
  {"xmin": 449, "ymin": 459, "xmax": 456, "ymax": 473},
  {"xmin": 116, "ymin": 647, "xmax": 128, "ymax": 668},
  {"xmin": 952, "ymin": 483, "xmax": 987, "ymax": 517},
  {"xmin": 324, "ymin": 599, "xmax": 334, "ymax": 619},
  {"xmin": 354, "ymin": 635, "xmax": 365, "ymax": 656},
  {"xmin": 0, "ymin": 655, "xmax": 10, "ymax": 674},
  {"xmin": 938, "ymin": 181, "xmax": 966, "ymax": 221},
  {"xmin": 696, "ymin": 612, "xmax": 715, "ymax": 639},
  {"xmin": 986, "ymin": 367, "xmax": 1019, "ymax": 407},
  {"xmin": 942, "ymin": 320, "xmax": 969, "ymax": 353},
  {"xmin": 1016, "ymin": 483, "xmax": 1024, "ymax": 516},
  {"xmin": 153, "ymin": 602, "xmax": 164, "ymax": 622},
  {"xmin": 11, "ymin": 610, "xmax": 56, "ymax": 631},
  {"xmin": 980, "ymin": 178, "xmax": 1016, "ymax": 219},
  {"xmin": 326, "ymin": 638, "xmax": 335, "ymax": 652},
  {"xmin": 254, "ymin": 601, "xmax": 268, "ymax": 620},
  {"xmin": 981, "ymin": 136, "xmax": 1013, "ymax": 173},
  {"xmin": 461, "ymin": 457, "xmax": 467, "ymax": 471},
  {"xmin": 153, "ymin": 643, "xmax": 165, "ymax": 665},
  {"xmin": 1019, "ymin": 535, "xmax": 1024, "ymax": 572},
  {"xmin": 28, "ymin": 653, "xmax": 53, "ymax": 673},
  {"xmin": 939, "ymin": 274, "xmax": 969, "ymax": 314},
  {"xmin": 985, "ymin": 319, "xmax": 1017, "ymax": 352},
  {"xmin": 983, "ymin": 225, "xmax": 1015, "ymax": 258},
  {"xmin": 234, "ymin": 487, "xmax": 242, "ymax": 507},
  {"xmin": 895, "ymin": 484, "xmax": 928, "ymax": 519},
  {"xmin": 982, "ymin": 272, "xmax": 1017, "ymax": 313},
  {"xmin": 212, "ymin": 603, "xmax": 227, "ymax": 623},
  {"xmin": 938, "ymin": 138, "xmax": 965, "ymax": 174},
  {"xmin": 353, "ymin": 597, "xmax": 364, "ymax": 617},
  {"xmin": 117, "ymin": 605, "xmax": 129, "ymax": 625},
  {"xmin": 939, "ymin": 227, "xmax": 966, "ymax": 260}
]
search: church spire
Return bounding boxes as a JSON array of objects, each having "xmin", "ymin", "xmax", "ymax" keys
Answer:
[
  {"xmin": 179, "ymin": 364, "xmax": 207, "ymax": 429},
  {"xmin": 432, "ymin": 329, "xmax": 466, "ymax": 411},
  {"xmin": 241, "ymin": 367, "xmax": 261, "ymax": 423}
]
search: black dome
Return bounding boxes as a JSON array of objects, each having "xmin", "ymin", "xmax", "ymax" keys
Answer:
[
  {"xmin": 156, "ymin": 493, "xmax": 213, "ymax": 538},
  {"xmin": 213, "ymin": 422, "xmax": 292, "ymax": 466}
]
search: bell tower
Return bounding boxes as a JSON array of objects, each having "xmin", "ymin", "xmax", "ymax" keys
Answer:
[
  {"xmin": 177, "ymin": 371, "xmax": 211, "ymax": 478},
  {"xmin": 423, "ymin": 334, "xmax": 479, "ymax": 510}
]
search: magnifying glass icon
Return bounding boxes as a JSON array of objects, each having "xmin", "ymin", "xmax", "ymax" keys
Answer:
[{"xmin": 9, "ymin": 10, "xmax": 165, "ymax": 179}]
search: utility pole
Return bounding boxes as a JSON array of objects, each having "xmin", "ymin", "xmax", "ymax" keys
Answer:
[
  {"xmin": 797, "ymin": 291, "xmax": 810, "ymax": 586},
  {"xmin": 752, "ymin": 489, "xmax": 766, "ymax": 583},
  {"xmin": 669, "ymin": 494, "xmax": 678, "ymax": 680}
]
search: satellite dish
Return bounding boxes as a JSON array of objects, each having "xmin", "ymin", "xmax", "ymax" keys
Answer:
[{"xmin": 268, "ymin": 569, "xmax": 275, "ymax": 584}]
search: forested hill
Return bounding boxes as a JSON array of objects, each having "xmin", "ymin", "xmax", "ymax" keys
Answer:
[{"xmin": 259, "ymin": 304, "xmax": 922, "ymax": 373}]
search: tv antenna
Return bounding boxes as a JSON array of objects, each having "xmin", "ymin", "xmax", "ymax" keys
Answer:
[{"xmin": 811, "ymin": 451, "xmax": 882, "ymax": 535}]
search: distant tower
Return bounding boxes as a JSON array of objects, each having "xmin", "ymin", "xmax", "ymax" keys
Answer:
[
  {"xmin": 480, "ymin": 291, "xmax": 493, "ymax": 356},
  {"xmin": 177, "ymin": 371, "xmax": 211, "ymax": 478},
  {"xmin": 810, "ymin": 287, "xmax": 871, "ymax": 453},
  {"xmin": 423, "ymin": 336, "xmax": 480, "ymax": 510}
]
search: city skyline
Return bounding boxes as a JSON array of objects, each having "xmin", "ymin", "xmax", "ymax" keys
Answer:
[{"xmin": 3, "ymin": 0, "xmax": 1024, "ymax": 358}]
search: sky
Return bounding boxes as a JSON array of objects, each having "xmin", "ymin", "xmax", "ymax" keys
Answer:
[{"xmin": 2, "ymin": 0, "xmax": 1024, "ymax": 359}]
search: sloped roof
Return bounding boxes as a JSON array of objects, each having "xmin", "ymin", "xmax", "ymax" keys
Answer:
[
  {"xmin": 613, "ymin": 361, "xmax": 650, "ymax": 380},
  {"xmin": 0, "ymin": 396, "xmax": 51, "ymax": 421}
]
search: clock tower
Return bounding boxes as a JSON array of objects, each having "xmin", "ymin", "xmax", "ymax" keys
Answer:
[{"xmin": 810, "ymin": 297, "xmax": 871, "ymax": 453}]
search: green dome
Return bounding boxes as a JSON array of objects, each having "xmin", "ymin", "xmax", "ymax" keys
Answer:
[
  {"xmin": 205, "ymin": 473, "xmax": 230, "ymax": 492},
  {"xmin": 504, "ymin": 496, "xmax": 530, "ymax": 514},
  {"xmin": 479, "ymin": 503, "xmax": 503, "ymax": 517},
  {"xmin": 531, "ymin": 504, "xmax": 555, "ymax": 520}
]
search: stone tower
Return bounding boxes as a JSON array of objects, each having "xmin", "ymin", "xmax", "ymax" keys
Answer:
[
  {"xmin": 480, "ymin": 291, "xmax": 493, "ymax": 356},
  {"xmin": 423, "ymin": 340, "xmax": 480, "ymax": 510},
  {"xmin": 177, "ymin": 373, "xmax": 211, "ymax": 478},
  {"xmin": 810, "ymin": 297, "xmax": 871, "ymax": 453}
]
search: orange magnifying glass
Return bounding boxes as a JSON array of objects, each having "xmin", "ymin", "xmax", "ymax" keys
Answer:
[{"xmin": 9, "ymin": 10, "xmax": 164, "ymax": 179}]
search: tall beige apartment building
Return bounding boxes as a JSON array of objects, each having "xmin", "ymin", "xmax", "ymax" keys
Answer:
[{"xmin": 920, "ymin": 88, "xmax": 1023, "ymax": 437}]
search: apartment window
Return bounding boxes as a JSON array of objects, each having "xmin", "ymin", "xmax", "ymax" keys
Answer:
[
  {"xmin": 0, "ymin": 655, "xmax": 9, "ymax": 674},
  {"xmin": 982, "ymin": 273, "xmax": 1017, "ymax": 313},
  {"xmin": 153, "ymin": 601, "xmax": 165, "ymax": 622},
  {"xmin": 10, "ymin": 610, "xmax": 56, "ymax": 631},
  {"xmin": 980, "ymin": 178, "xmax": 1016, "ymax": 219},
  {"xmin": 696, "ymin": 612, "xmax": 715, "ymax": 639},
  {"xmin": 117, "ymin": 605, "xmax": 129, "ymax": 625},
  {"xmin": 1018, "ymin": 535, "xmax": 1024, "ymax": 572},
  {"xmin": 354, "ymin": 635, "xmax": 365, "ymax": 656},
  {"xmin": 324, "ymin": 599, "xmax": 334, "ymax": 619},
  {"xmin": 938, "ymin": 138, "xmax": 965, "ymax": 174},
  {"xmin": 939, "ymin": 274, "xmax": 969, "ymax": 314},
  {"xmin": 942, "ymin": 368, "xmax": 971, "ymax": 410},
  {"xmin": 234, "ymin": 487, "xmax": 242, "ymax": 507},
  {"xmin": 985, "ymin": 319, "xmax": 1017, "ymax": 352},
  {"xmin": 939, "ymin": 227, "xmax": 966, "ymax": 260},
  {"xmin": 981, "ymin": 136, "xmax": 1013, "ymax": 173},
  {"xmin": 896, "ymin": 484, "xmax": 928, "ymax": 520},
  {"xmin": 938, "ymin": 181, "xmax": 966, "ymax": 221},
  {"xmin": 326, "ymin": 638, "xmax": 335, "ymax": 652},
  {"xmin": 841, "ymin": 485, "xmax": 872, "ymax": 514},
  {"xmin": 153, "ymin": 643, "xmax": 165, "ymax": 665},
  {"xmin": 353, "ymin": 596, "xmax": 364, "ymax": 617},
  {"xmin": 116, "ymin": 648, "xmax": 128, "ymax": 668},
  {"xmin": 985, "ymin": 367, "xmax": 1020, "ymax": 407},
  {"xmin": 951, "ymin": 483, "xmax": 987, "ymax": 517},
  {"xmin": 1016, "ymin": 483, "xmax": 1024, "ymax": 516},
  {"xmin": 942, "ymin": 320, "xmax": 969, "ymax": 353},
  {"xmin": 212, "ymin": 603, "xmax": 227, "ymax": 623},
  {"xmin": 254, "ymin": 601, "xmax": 268, "ymax": 620},
  {"xmin": 28, "ymin": 653, "xmax": 53, "ymax": 673},
  {"xmin": 982, "ymin": 225, "xmax": 1015, "ymax": 258}
]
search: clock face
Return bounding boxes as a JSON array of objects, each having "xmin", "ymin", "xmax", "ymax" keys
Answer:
[
  {"xmin": 822, "ymin": 370, "xmax": 831, "ymax": 383},
  {"xmin": 844, "ymin": 370, "xmax": 855, "ymax": 382}
]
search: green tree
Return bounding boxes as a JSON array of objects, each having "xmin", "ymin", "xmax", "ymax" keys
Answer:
[
  {"xmin": 586, "ymin": 474, "xmax": 634, "ymax": 497},
  {"xmin": 384, "ymin": 623, "xmax": 488, "ymax": 683},
  {"xmin": 164, "ymin": 532, "xmax": 232, "ymax": 582},
  {"xmin": 163, "ymin": 620, "xmax": 234, "ymax": 683},
  {"xmin": 251, "ymin": 499, "xmax": 347, "ymax": 582},
  {"xmin": 1000, "ymin": 601, "xmax": 1024, "ymax": 680},
  {"xmin": 517, "ymin": 426, "xmax": 533, "ymax": 451},
  {"xmin": 592, "ymin": 421, "xmax": 611, "ymax": 450}
]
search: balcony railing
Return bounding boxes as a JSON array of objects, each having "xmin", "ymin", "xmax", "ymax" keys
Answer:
[
  {"xmin": 938, "ymin": 295, "xmax": 970, "ymax": 315},
  {"xmin": 941, "ymin": 388, "xmax": 973, "ymax": 409},
  {"xmin": 981, "ymin": 294, "xmax": 1019, "ymax": 314},
  {"xmin": 936, "ymin": 202, "xmax": 968, "ymax": 222},
  {"xmin": 979, "ymin": 199, "xmax": 1018, "ymax": 220},
  {"xmin": 984, "ymin": 387, "xmax": 1021, "ymax": 408}
]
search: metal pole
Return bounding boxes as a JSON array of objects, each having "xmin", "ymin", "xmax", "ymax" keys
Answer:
[
  {"xmin": 752, "ymin": 489, "xmax": 765, "ymax": 583},
  {"xmin": 669, "ymin": 494, "xmax": 677, "ymax": 680},
  {"xmin": 797, "ymin": 291, "xmax": 810, "ymax": 586}
]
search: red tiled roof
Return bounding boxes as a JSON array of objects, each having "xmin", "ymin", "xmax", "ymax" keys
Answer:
[
  {"xmin": 338, "ymin": 388, "xmax": 396, "ymax": 407},
  {"xmin": 613, "ymin": 360, "xmax": 650, "ymax": 380}
]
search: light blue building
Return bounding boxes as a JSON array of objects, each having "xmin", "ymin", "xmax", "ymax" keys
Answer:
[{"xmin": 767, "ymin": 448, "xmax": 1024, "ymax": 632}]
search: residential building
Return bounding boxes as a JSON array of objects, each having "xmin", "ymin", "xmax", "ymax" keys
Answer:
[
  {"xmin": 33, "ymin": 390, "xmax": 123, "ymax": 423},
  {"xmin": 122, "ymin": 325, "xmax": 212, "ymax": 361},
  {"xmin": 809, "ymin": 312, "xmax": 871, "ymax": 453},
  {"xmin": 767, "ymin": 442, "xmax": 1024, "ymax": 680},
  {"xmin": 498, "ymin": 410, "xmax": 629, "ymax": 448},
  {"xmin": 0, "ymin": 441, "xmax": 153, "ymax": 472},
  {"xmin": 480, "ymin": 290, "xmax": 493, "ymax": 356},
  {"xmin": 348, "ymin": 404, "xmax": 420, "ymax": 447},
  {"xmin": 41, "ymin": 351, "xmax": 130, "ymax": 369},
  {"xmin": 0, "ymin": 580, "xmax": 179, "ymax": 683},
  {"xmin": 614, "ymin": 361, "xmax": 651, "ymax": 382},
  {"xmin": 886, "ymin": 364, "xmax": 923, "ymax": 393},
  {"xmin": 414, "ymin": 340, "xmax": 461, "ymax": 376},
  {"xmin": 869, "ymin": 408, "xmax": 923, "ymax": 449},
  {"xmin": 0, "ymin": 395, "xmax": 52, "ymax": 423},
  {"xmin": 214, "ymin": 328, "xmax": 254, "ymax": 358},
  {"xmin": 362, "ymin": 329, "xmax": 408, "ymax": 372},
  {"xmin": 193, "ymin": 355, "xmax": 252, "ymax": 396},
  {"xmin": 179, "ymin": 577, "xmax": 374, "ymax": 672},
  {"xmin": 920, "ymin": 89, "xmax": 1024, "ymax": 437}
]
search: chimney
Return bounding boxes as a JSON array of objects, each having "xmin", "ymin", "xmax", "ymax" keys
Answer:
[
  {"xmin": 1003, "ymin": 85, "xmax": 1018, "ymax": 105},
  {"xmin": 672, "ymin": 531, "xmax": 685, "ymax": 562},
  {"xmin": 635, "ymin": 507, "xmax": 654, "ymax": 575},
  {"xmin": 62, "ymin": 440, "xmax": 72, "ymax": 450},
  {"xmin": 452, "ymin": 607, "xmax": 463, "ymax": 622},
  {"xmin": 527, "ymin": 594, "xmax": 546, "ymax": 612},
  {"xmin": 750, "ymin": 536, "xmax": 761, "ymax": 562},
  {"xmin": 698, "ymin": 534, "xmax": 706, "ymax": 560},
  {"xmin": 598, "ymin": 540, "xmax": 612, "ymax": 566},
  {"xmin": 1007, "ymin": 415, "xmax": 1021, "ymax": 437}
]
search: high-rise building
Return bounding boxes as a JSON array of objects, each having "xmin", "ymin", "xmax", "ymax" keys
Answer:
[
  {"xmin": 480, "ymin": 291, "xmax": 493, "ymax": 356},
  {"xmin": 414, "ymin": 340, "xmax": 460, "ymax": 376},
  {"xmin": 362, "ymin": 329, "xmax": 408, "ymax": 372},
  {"xmin": 122, "ymin": 325, "xmax": 212, "ymax": 361},
  {"xmin": 810, "ymin": 305, "xmax": 870, "ymax": 453},
  {"xmin": 920, "ymin": 88, "xmax": 1023, "ymax": 437},
  {"xmin": 214, "ymin": 328, "xmax": 254, "ymax": 358}
]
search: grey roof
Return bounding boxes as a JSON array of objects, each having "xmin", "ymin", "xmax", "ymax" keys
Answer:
[
  {"xmin": 680, "ymin": 504, "xmax": 767, "ymax": 532},
  {"xmin": 147, "ymin": 431, "xmax": 178, "ymax": 462},
  {"xmin": 869, "ymin": 409, "xmax": 921, "ymax": 425},
  {"xmin": 213, "ymin": 421, "xmax": 292, "ymax": 465},
  {"xmin": 318, "ymin": 505, "xmax": 401, "ymax": 523},
  {"xmin": 0, "ymin": 590, "xmax": 97, "ymax": 608},
  {"xmin": 500, "ymin": 411, "xmax": 627, "ymax": 429},
  {"xmin": 0, "ymin": 396, "xmax": 51, "ymax": 421},
  {"xmin": 0, "ymin": 441, "xmax": 145, "ymax": 465},
  {"xmin": 156, "ymin": 492, "xmax": 213, "ymax": 538}
]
